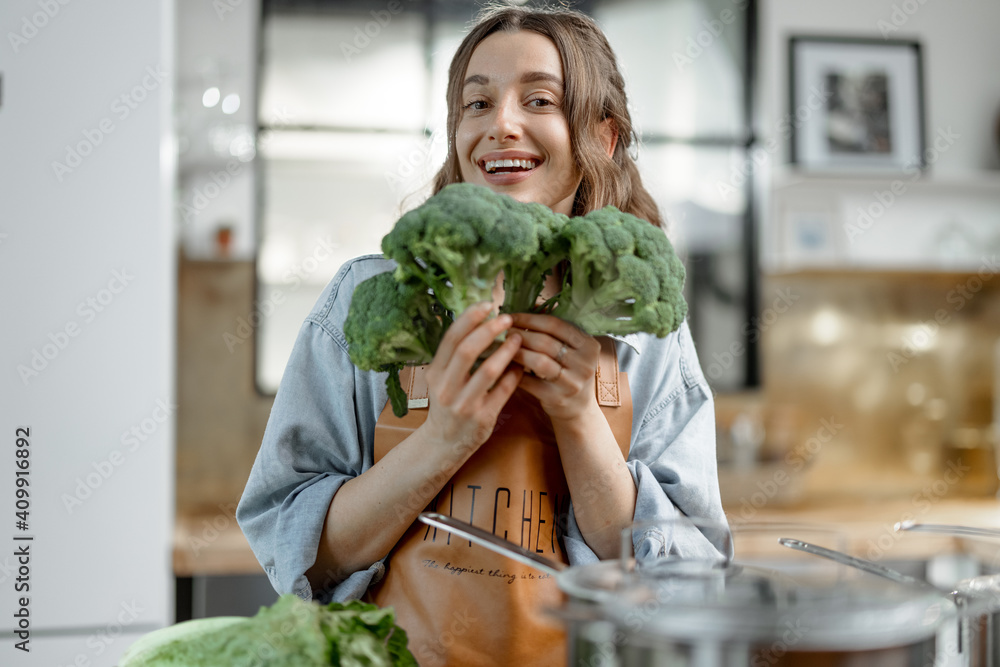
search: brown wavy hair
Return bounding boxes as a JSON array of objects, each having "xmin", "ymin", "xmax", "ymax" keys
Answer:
[{"xmin": 431, "ymin": 3, "xmax": 663, "ymax": 227}]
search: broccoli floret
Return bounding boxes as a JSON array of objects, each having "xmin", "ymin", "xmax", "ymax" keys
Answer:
[
  {"xmin": 381, "ymin": 183, "xmax": 564, "ymax": 317},
  {"xmin": 347, "ymin": 188, "xmax": 686, "ymax": 418},
  {"xmin": 549, "ymin": 206, "xmax": 687, "ymax": 337},
  {"xmin": 498, "ymin": 198, "xmax": 570, "ymax": 315},
  {"xmin": 344, "ymin": 271, "xmax": 447, "ymax": 417}
]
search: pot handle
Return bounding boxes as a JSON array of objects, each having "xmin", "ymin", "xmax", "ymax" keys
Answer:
[
  {"xmin": 896, "ymin": 521, "xmax": 1000, "ymax": 540},
  {"xmin": 418, "ymin": 512, "xmax": 567, "ymax": 577},
  {"xmin": 779, "ymin": 538, "xmax": 937, "ymax": 590}
]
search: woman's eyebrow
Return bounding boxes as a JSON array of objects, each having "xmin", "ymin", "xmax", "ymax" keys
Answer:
[
  {"xmin": 463, "ymin": 73, "xmax": 489, "ymax": 88},
  {"xmin": 520, "ymin": 71, "xmax": 563, "ymax": 89},
  {"xmin": 462, "ymin": 71, "xmax": 564, "ymax": 89}
]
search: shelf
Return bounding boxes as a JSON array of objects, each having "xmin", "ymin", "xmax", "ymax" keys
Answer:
[{"xmin": 772, "ymin": 169, "xmax": 1000, "ymax": 194}]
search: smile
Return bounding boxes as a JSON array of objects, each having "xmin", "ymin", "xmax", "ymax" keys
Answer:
[{"xmin": 483, "ymin": 158, "xmax": 538, "ymax": 174}]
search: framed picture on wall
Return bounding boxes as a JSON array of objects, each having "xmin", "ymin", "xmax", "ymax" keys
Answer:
[{"xmin": 789, "ymin": 36, "xmax": 925, "ymax": 173}]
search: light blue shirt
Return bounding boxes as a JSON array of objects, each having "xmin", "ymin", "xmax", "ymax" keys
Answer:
[{"xmin": 237, "ymin": 255, "xmax": 728, "ymax": 602}]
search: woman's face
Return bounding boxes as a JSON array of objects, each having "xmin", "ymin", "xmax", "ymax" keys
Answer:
[{"xmin": 456, "ymin": 30, "xmax": 580, "ymax": 215}]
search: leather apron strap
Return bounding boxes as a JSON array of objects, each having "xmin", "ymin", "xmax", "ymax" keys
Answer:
[{"xmin": 369, "ymin": 337, "xmax": 632, "ymax": 667}]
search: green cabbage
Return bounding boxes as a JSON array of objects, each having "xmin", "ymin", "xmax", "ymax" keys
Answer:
[{"xmin": 119, "ymin": 596, "xmax": 416, "ymax": 666}]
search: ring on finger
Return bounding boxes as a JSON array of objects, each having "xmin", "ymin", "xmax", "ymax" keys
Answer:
[{"xmin": 556, "ymin": 344, "xmax": 569, "ymax": 363}]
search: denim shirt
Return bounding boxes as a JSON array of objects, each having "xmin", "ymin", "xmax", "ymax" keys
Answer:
[{"xmin": 237, "ymin": 255, "xmax": 728, "ymax": 602}]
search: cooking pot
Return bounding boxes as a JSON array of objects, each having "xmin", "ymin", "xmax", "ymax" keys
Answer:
[
  {"xmin": 419, "ymin": 513, "xmax": 953, "ymax": 666},
  {"xmin": 896, "ymin": 522, "xmax": 1000, "ymax": 667}
]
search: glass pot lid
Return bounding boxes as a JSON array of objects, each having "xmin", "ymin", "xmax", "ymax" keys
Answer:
[{"xmin": 603, "ymin": 564, "xmax": 953, "ymax": 650}]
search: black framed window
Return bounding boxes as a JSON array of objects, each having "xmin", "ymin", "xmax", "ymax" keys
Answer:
[{"xmin": 255, "ymin": 0, "xmax": 759, "ymax": 394}]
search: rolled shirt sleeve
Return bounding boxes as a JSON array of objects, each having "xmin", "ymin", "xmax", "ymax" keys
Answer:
[
  {"xmin": 237, "ymin": 256, "xmax": 394, "ymax": 602},
  {"xmin": 562, "ymin": 320, "xmax": 730, "ymax": 566}
]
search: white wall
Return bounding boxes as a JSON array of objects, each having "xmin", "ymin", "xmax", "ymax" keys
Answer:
[
  {"xmin": 758, "ymin": 0, "xmax": 1000, "ymax": 271},
  {"xmin": 760, "ymin": 0, "xmax": 1000, "ymax": 173},
  {"xmin": 0, "ymin": 1, "xmax": 175, "ymax": 665}
]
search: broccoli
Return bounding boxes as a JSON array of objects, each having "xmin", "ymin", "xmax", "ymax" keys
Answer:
[
  {"xmin": 497, "ymin": 198, "xmax": 570, "ymax": 315},
  {"xmin": 344, "ymin": 271, "xmax": 448, "ymax": 417},
  {"xmin": 548, "ymin": 206, "xmax": 687, "ymax": 337},
  {"xmin": 348, "ymin": 186, "xmax": 687, "ymax": 417},
  {"xmin": 381, "ymin": 183, "xmax": 565, "ymax": 317}
]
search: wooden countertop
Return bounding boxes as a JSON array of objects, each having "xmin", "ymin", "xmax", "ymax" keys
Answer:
[
  {"xmin": 726, "ymin": 497, "xmax": 1000, "ymax": 562},
  {"xmin": 174, "ymin": 510, "xmax": 264, "ymax": 577},
  {"xmin": 172, "ymin": 498, "xmax": 1000, "ymax": 577}
]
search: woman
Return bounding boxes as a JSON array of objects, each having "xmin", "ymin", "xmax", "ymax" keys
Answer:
[{"xmin": 238, "ymin": 5, "xmax": 727, "ymax": 665}]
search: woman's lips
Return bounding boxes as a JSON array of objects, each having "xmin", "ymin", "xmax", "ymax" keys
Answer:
[{"xmin": 479, "ymin": 163, "xmax": 540, "ymax": 185}]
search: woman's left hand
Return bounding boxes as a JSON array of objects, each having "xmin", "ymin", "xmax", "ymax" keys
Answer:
[{"xmin": 509, "ymin": 312, "xmax": 602, "ymax": 422}]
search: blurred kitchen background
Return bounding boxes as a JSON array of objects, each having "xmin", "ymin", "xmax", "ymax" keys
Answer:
[{"xmin": 4, "ymin": 0, "xmax": 1000, "ymax": 664}]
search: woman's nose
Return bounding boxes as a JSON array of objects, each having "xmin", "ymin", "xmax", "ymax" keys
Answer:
[{"xmin": 489, "ymin": 98, "xmax": 521, "ymax": 142}]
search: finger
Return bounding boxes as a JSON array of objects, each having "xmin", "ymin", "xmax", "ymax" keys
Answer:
[
  {"xmin": 442, "ymin": 313, "xmax": 514, "ymax": 379},
  {"xmin": 461, "ymin": 332, "xmax": 522, "ymax": 398},
  {"xmin": 509, "ymin": 312, "xmax": 588, "ymax": 349},
  {"xmin": 481, "ymin": 364, "xmax": 523, "ymax": 414},
  {"xmin": 435, "ymin": 305, "xmax": 511, "ymax": 380},
  {"xmin": 434, "ymin": 301, "xmax": 495, "ymax": 364},
  {"xmin": 513, "ymin": 347, "xmax": 565, "ymax": 383}
]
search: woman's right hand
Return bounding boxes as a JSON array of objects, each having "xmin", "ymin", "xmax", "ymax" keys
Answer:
[{"xmin": 419, "ymin": 301, "xmax": 523, "ymax": 455}]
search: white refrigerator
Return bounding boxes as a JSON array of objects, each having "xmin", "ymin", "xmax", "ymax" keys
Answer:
[{"xmin": 0, "ymin": 1, "xmax": 176, "ymax": 665}]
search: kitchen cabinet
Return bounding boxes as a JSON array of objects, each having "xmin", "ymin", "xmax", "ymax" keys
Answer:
[{"xmin": 766, "ymin": 169, "xmax": 1000, "ymax": 272}]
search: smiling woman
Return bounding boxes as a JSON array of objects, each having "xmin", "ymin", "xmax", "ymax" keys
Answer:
[
  {"xmin": 455, "ymin": 30, "xmax": 582, "ymax": 214},
  {"xmin": 436, "ymin": 7, "xmax": 662, "ymax": 226},
  {"xmin": 239, "ymin": 4, "xmax": 732, "ymax": 667}
]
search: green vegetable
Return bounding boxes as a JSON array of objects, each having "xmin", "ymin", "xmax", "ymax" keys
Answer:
[
  {"xmin": 548, "ymin": 206, "xmax": 688, "ymax": 337},
  {"xmin": 381, "ymin": 182, "xmax": 567, "ymax": 318},
  {"xmin": 344, "ymin": 271, "xmax": 449, "ymax": 417},
  {"xmin": 346, "ymin": 182, "xmax": 687, "ymax": 416},
  {"xmin": 119, "ymin": 596, "xmax": 416, "ymax": 667}
]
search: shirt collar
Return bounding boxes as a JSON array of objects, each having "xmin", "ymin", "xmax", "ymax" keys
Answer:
[{"xmin": 606, "ymin": 332, "xmax": 644, "ymax": 354}]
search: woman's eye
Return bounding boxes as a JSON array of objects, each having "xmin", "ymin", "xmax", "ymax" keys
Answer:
[
  {"xmin": 463, "ymin": 100, "xmax": 488, "ymax": 111},
  {"xmin": 529, "ymin": 98, "xmax": 554, "ymax": 108}
]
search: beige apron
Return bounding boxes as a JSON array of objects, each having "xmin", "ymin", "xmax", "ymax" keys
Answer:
[{"xmin": 367, "ymin": 337, "xmax": 632, "ymax": 666}]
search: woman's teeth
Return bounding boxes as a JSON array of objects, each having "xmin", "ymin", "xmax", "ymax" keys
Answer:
[{"xmin": 484, "ymin": 158, "xmax": 538, "ymax": 173}]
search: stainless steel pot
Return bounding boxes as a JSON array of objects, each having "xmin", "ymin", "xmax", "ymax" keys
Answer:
[
  {"xmin": 897, "ymin": 522, "xmax": 1000, "ymax": 667},
  {"xmin": 419, "ymin": 513, "xmax": 952, "ymax": 666}
]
